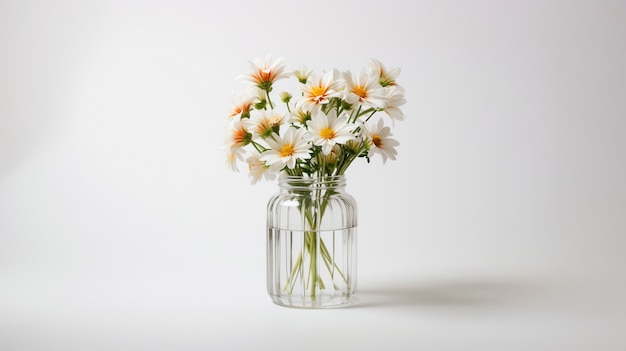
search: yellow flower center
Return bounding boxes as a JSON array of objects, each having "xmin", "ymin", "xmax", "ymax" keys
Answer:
[
  {"xmin": 309, "ymin": 86, "xmax": 328, "ymax": 102},
  {"xmin": 353, "ymin": 85, "xmax": 368, "ymax": 99},
  {"xmin": 372, "ymin": 134, "xmax": 382, "ymax": 148},
  {"xmin": 280, "ymin": 144, "xmax": 295, "ymax": 157},
  {"xmin": 311, "ymin": 86, "xmax": 326, "ymax": 96},
  {"xmin": 320, "ymin": 127, "xmax": 335, "ymax": 140}
]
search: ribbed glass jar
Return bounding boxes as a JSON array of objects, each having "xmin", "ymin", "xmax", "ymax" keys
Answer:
[{"xmin": 266, "ymin": 175, "xmax": 357, "ymax": 308}]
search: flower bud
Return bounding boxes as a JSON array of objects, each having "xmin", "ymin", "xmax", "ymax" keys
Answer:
[
  {"xmin": 254, "ymin": 98, "xmax": 267, "ymax": 110},
  {"xmin": 280, "ymin": 91, "xmax": 292, "ymax": 103},
  {"xmin": 325, "ymin": 145, "xmax": 341, "ymax": 165},
  {"xmin": 344, "ymin": 139, "xmax": 363, "ymax": 154},
  {"xmin": 293, "ymin": 66, "xmax": 312, "ymax": 84}
]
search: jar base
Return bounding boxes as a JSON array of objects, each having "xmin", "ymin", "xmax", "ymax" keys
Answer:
[{"xmin": 270, "ymin": 294, "xmax": 355, "ymax": 309}]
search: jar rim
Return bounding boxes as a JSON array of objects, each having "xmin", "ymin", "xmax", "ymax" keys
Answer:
[
  {"xmin": 279, "ymin": 174, "xmax": 345, "ymax": 180},
  {"xmin": 278, "ymin": 174, "xmax": 346, "ymax": 188}
]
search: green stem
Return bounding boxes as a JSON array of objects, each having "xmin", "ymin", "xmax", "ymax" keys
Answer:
[
  {"xmin": 320, "ymin": 239, "xmax": 347, "ymax": 283},
  {"xmin": 251, "ymin": 140, "xmax": 267, "ymax": 154},
  {"xmin": 282, "ymin": 251, "xmax": 303, "ymax": 294},
  {"xmin": 266, "ymin": 90, "xmax": 274, "ymax": 109},
  {"xmin": 309, "ymin": 230, "xmax": 318, "ymax": 298}
]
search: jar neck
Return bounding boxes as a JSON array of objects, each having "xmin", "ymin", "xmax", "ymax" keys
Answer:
[{"xmin": 278, "ymin": 175, "xmax": 347, "ymax": 191}]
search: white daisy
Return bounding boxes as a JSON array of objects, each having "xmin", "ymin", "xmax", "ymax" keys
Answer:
[
  {"xmin": 260, "ymin": 127, "xmax": 312, "ymax": 170},
  {"xmin": 246, "ymin": 154, "xmax": 276, "ymax": 184},
  {"xmin": 293, "ymin": 65, "xmax": 314, "ymax": 84},
  {"xmin": 343, "ymin": 70, "xmax": 387, "ymax": 110},
  {"xmin": 369, "ymin": 58, "xmax": 401, "ymax": 87},
  {"xmin": 226, "ymin": 119, "xmax": 252, "ymax": 150},
  {"xmin": 241, "ymin": 54, "xmax": 289, "ymax": 91},
  {"xmin": 299, "ymin": 69, "xmax": 344, "ymax": 112},
  {"xmin": 306, "ymin": 109, "xmax": 355, "ymax": 155},
  {"xmin": 364, "ymin": 119, "xmax": 399, "ymax": 164},
  {"xmin": 229, "ymin": 86, "xmax": 258, "ymax": 121},
  {"xmin": 247, "ymin": 109, "xmax": 289, "ymax": 139},
  {"xmin": 224, "ymin": 145, "xmax": 244, "ymax": 172},
  {"xmin": 290, "ymin": 104, "xmax": 312, "ymax": 125},
  {"xmin": 381, "ymin": 85, "xmax": 406, "ymax": 123}
]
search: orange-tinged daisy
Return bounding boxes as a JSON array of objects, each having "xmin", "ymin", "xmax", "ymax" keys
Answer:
[
  {"xmin": 243, "ymin": 54, "xmax": 288, "ymax": 91},
  {"xmin": 229, "ymin": 87, "xmax": 257, "ymax": 120},
  {"xmin": 248, "ymin": 109, "xmax": 289, "ymax": 139},
  {"xmin": 226, "ymin": 120, "xmax": 252, "ymax": 150},
  {"xmin": 299, "ymin": 69, "xmax": 344, "ymax": 112}
]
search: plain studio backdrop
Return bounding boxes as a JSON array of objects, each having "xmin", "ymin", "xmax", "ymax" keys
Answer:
[{"xmin": 1, "ymin": 0, "xmax": 625, "ymax": 350}]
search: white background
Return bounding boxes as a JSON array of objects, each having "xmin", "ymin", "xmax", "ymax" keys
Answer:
[{"xmin": 1, "ymin": 0, "xmax": 625, "ymax": 350}]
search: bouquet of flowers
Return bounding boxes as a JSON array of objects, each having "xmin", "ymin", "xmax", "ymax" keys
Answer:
[
  {"xmin": 223, "ymin": 55, "xmax": 405, "ymax": 307},
  {"xmin": 224, "ymin": 55, "xmax": 405, "ymax": 181}
]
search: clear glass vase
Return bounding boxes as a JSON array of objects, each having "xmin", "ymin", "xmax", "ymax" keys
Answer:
[{"xmin": 266, "ymin": 175, "xmax": 357, "ymax": 308}]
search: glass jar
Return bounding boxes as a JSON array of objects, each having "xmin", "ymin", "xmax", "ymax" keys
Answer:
[{"xmin": 266, "ymin": 175, "xmax": 357, "ymax": 308}]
